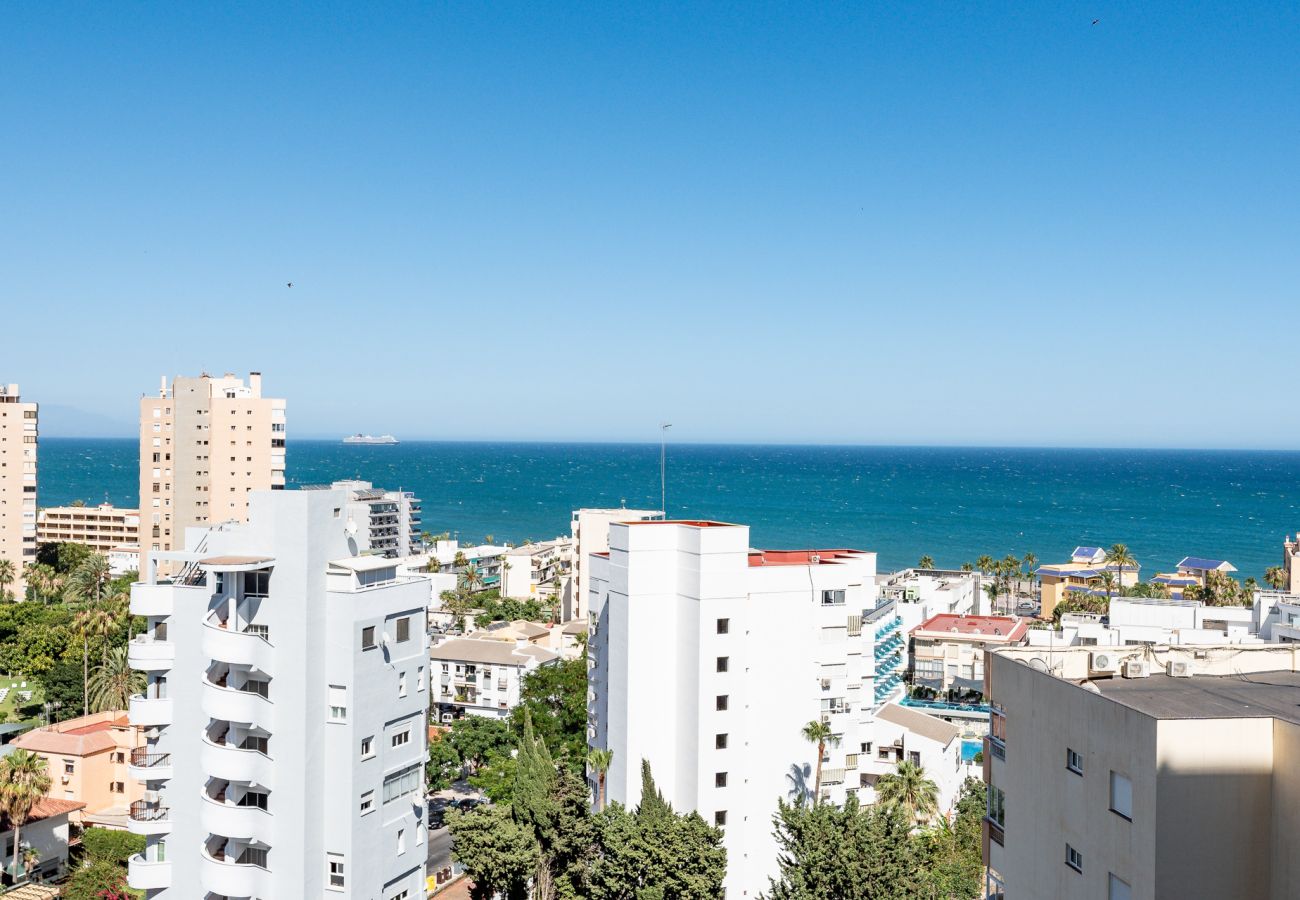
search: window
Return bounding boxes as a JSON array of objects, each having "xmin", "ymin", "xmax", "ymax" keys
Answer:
[
  {"xmin": 360, "ymin": 736, "xmax": 375, "ymax": 759},
  {"xmin": 237, "ymin": 791, "xmax": 268, "ymax": 810},
  {"xmin": 238, "ymin": 847, "xmax": 268, "ymax": 867},
  {"xmin": 821, "ymin": 589, "xmax": 846, "ymax": 606},
  {"xmin": 64, "ymin": 760, "xmax": 75, "ymax": 775},
  {"xmin": 360, "ymin": 791, "xmax": 374, "ymax": 815},
  {"xmin": 112, "ymin": 752, "xmax": 125, "ymax": 764},
  {"xmin": 327, "ymin": 853, "xmax": 345, "ymax": 888},
  {"xmin": 716, "ymin": 656, "xmax": 729, "ymax": 673},
  {"xmin": 383, "ymin": 764, "xmax": 422, "ymax": 804},
  {"xmin": 362, "ymin": 626, "xmax": 376, "ymax": 650},
  {"xmin": 397, "ymin": 828, "xmax": 406, "ymax": 855},
  {"xmin": 715, "ymin": 695, "xmax": 728, "ymax": 711},
  {"xmin": 398, "ymin": 671, "xmax": 408, "ymax": 698},
  {"xmin": 390, "ymin": 890, "xmax": 410, "ymax": 900},
  {"xmin": 1066, "ymin": 748, "xmax": 1083, "ymax": 775},
  {"xmin": 715, "ymin": 733, "xmax": 728, "ymax": 749},
  {"xmin": 987, "ymin": 785, "xmax": 1006, "ymax": 828},
  {"xmin": 715, "ymin": 772, "xmax": 728, "ymax": 788},
  {"xmin": 392, "ymin": 728, "xmax": 411, "ymax": 748},
  {"xmin": 1110, "ymin": 771, "xmax": 1132, "ymax": 820},
  {"xmin": 714, "ymin": 810, "xmax": 727, "ymax": 826},
  {"xmin": 328, "ymin": 685, "xmax": 347, "ymax": 722},
  {"xmin": 418, "ymin": 666, "xmax": 425, "ymax": 692},
  {"xmin": 1066, "ymin": 844, "xmax": 1083, "ymax": 873},
  {"xmin": 1109, "ymin": 874, "xmax": 1132, "ymax": 900},
  {"xmin": 110, "ymin": 781, "xmax": 125, "ymax": 793},
  {"xmin": 395, "ymin": 617, "xmax": 411, "ymax": 642},
  {"xmin": 716, "ymin": 618, "xmax": 730, "ymax": 634}
]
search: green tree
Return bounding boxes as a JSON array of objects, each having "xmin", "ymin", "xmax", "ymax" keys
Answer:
[
  {"xmin": 448, "ymin": 803, "xmax": 537, "ymax": 900},
  {"xmin": 41, "ymin": 656, "xmax": 85, "ymax": 722},
  {"xmin": 917, "ymin": 555, "xmax": 935, "ymax": 570},
  {"xmin": 511, "ymin": 656, "xmax": 588, "ymax": 766},
  {"xmin": 588, "ymin": 747, "xmax": 613, "ymax": 811},
  {"xmin": 1105, "ymin": 543, "xmax": 1136, "ymax": 590},
  {"xmin": 914, "ymin": 777, "xmax": 984, "ymax": 898},
  {"xmin": 975, "ymin": 555, "xmax": 994, "ymax": 575},
  {"xmin": 1097, "ymin": 570, "xmax": 1117, "ymax": 602},
  {"xmin": 64, "ymin": 553, "xmax": 111, "ymax": 605},
  {"xmin": 0, "ymin": 559, "xmax": 14, "ymax": 602},
  {"xmin": 61, "ymin": 858, "xmax": 132, "ymax": 900},
  {"xmin": 0, "ymin": 749, "xmax": 52, "ymax": 881},
  {"xmin": 87, "ymin": 645, "xmax": 145, "ymax": 713},
  {"xmin": 447, "ymin": 715, "xmax": 515, "ymax": 772},
  {"xmin": 80, "ymin": 826, "xmax": 145, "ymax": 864},
  {"xmin": 800, "ymin": 720, "xmax": 839, "ymax": 804},
  {"xmin": 426, "ymin": 736, "xmax": 462, "ymax": 793},
  {"xmin": 875, "ymin": 760, "xmax": 939, "ymax": 827},
  {"xmin": 1265, "ymin": 566, "xmax": 1287, "ymax": 590}
]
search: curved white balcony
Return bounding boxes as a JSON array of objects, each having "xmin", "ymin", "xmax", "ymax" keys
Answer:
[
  {"xmin": 201, "ymin": 795, "xmax": 273, "ymax": 842},
  {"xmin": 128, "ymin": 635, "xmax": 175, "ymax": 672},
  {"xmin": 200, "ymin": 736, "xmax": 275, "ymax": 788},
  {"xmin": 200, "ymin": 846, "xmax": 271, "ymax": 898},
  {"xmin": 127, "ymin": 852, "xmax": 172, "ymax": 890},
  {"xmin": 130, "ymin": 582, "xmax": 178, "ymax": 617},
  {"xmin": 202, "ymin": 680, "xmax": 273, "ymax": 729},
  {"xmin": 129, "ymin": 693, "xmax": 174, "ymax": 727},
  {"xmin": 127, "ymin": 800, "xmax": 172, "ymax": 836},
  {"xmin": 128, "ymin": 748, "xmax": 173, "ymax": 783},
  {"xmin": 202, "ymin": 614, "xmax": 275, "ymax": 673}
]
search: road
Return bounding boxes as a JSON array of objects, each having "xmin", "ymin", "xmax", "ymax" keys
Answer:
[{"xmin": 427, "ymin": 823, "xmax": 453, "ymax": 876}]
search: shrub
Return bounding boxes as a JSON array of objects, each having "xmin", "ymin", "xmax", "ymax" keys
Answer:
[{"xmin": 81, "ymin": 826, "xmax": 145, "ymax": 864}]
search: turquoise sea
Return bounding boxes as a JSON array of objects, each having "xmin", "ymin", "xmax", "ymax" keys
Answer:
[{"xmin": 35, "ymin": 438, "xmax": 1300, "ymax": 578}]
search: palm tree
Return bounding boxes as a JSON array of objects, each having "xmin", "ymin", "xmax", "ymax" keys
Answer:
[
  {"xmin": 87, "ymin": 645, "xmax": 145, "ymax": 713},
  {"xmin": 983, "ymin": 581, "xmax": 1000, "ymax": 613},
  {"xmin": 960, "ymin": 562, "xmax": 974, "ymax": 572},
  {"xmin": 801, "ymin": 720, "xmax": 840, "ymax": 804},
  {"xmin": 1001, "ymin": 554, "xmax": 1021, "ymax": 597},
  {"xmin": 0, "ymin": 559, "xmax": 14, "ymax": 602},
  {"xmin": 976, "ymin": 555, "xmax": 994, "ymax": 575},
  {"xmin": 1098, "ymin": 570, "xmax": 1117, "ymax": 602},
  {"xmin": 917, "ymin": 555, "xmax": 935, "ymax": 570},
  {"xmin": 461, "ymin": 563, "xmax": 483, "ymax": 595},
  {"xmin": 874, "ymin": 759, "xmax": 939, "ymax": 827},
  {"xmin": 1265, "ymin": 566, "xmax": 1287, "ymax": 591},
  {"xmin": 1105, "ymin": 543, "xmax": 1136, "ymax": 590},
  {"xmin": 1022, "ymin": 551, "xmax": 1038, "ymax": 581},
  {"xmin": 65, "ymin": 553, "xmax": 111, "ymax": 605},
  {"xmin": 587, "ymin": 748, "xmax": 613, "ymax": 811},
  {"xmin": 24, "ymin": 564, "xmax": 58, "ymax": 605},
  {"xmin": 0, "ymin": 749, "xmax": 52, "ymax": 882},
  {"xmin": 484, "ymin": 534, "xmax": 494, "ymax": 546}
]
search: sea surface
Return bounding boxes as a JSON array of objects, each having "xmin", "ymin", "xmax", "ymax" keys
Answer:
[{"xmin": 35, "ymin": 438, "xmax": 1300, "ymax": 578}]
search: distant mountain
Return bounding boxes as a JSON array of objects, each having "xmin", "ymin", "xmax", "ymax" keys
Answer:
[{"xmin": 38, "ymin": 404, "xmax": 135, "ymax": 438}]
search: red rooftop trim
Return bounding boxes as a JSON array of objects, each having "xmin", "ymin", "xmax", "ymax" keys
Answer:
[
  {"xmin": 621, "ymin": 519, "xmax": 736, "ymax": 528},
  {"xmin": 748, "ymin": 549, "xmax": 862, "ymax": 567},
  {"xmin": 911, "ymin": 613, "xmax": 1029, "ymax": 642}
]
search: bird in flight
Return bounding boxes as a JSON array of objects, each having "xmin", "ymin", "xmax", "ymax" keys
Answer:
[
  {"xmin": 1091, "ymin": 18, "xmax": 1100, "ymax": 25},
  {"xmin": 286, "ymin": 282, "xmax": 293, "ymax": 288}
]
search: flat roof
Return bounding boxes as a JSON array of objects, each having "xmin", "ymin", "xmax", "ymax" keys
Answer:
[
  {"xmin": 328, "ymin": 556, "xmax": 398, "ymax": 573},
  {"xmin": 913, "ymin": 613, "xmax": 1029, "ymax": 642},
  {"xmin": 1093, "ymin": 670, "xmax": 1300, "ymax": 725},
  {"xmin": 748, "ymin": 549, "xmax": 867, "ymax": 567}
]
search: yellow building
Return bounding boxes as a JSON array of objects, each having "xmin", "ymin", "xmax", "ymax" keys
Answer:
[
  {"xmin": 1036, "ymin": 546, "xmax": 1139, "ymax": 620},
  {"xmin": 1150, "ymin": 556, "xmax": 1236, "ymax": 598},
  {"xmin": 37, "ymin": 503, "xmax": 140, "ymax": 553}
]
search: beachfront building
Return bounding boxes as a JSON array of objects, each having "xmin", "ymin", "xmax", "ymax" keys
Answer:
[
  {"xmin": 588, "ymin": 520, "xmax": 967, "ymax": 898},
  {"xmin": 1028, "ymin": 596, "xmax": 1263, "ymax": 650},
  {"xmin": 909, "ymin": 614, "xmax": 1029, "ymax": 694},
  {"xmin": 301, "ymin": 480, "xmax": 422, "ymax": 558},
  {"xmin": 427, "ymin": 539, "xmax": 508, "ymax": 588},
  {"xmin": 501, "ymin": 537, "xmax": 573, "ymax": 602},
  {"xmin": 137, "ymin": 372, "xmax": 286, "ymax": 572},
  {"xmin": 37, "ymin": 503, "xmax": 140, "ymax": 556},
  {"xmin": 11, "ymin": 711, "xmax": 144, "ymax": 831},
  {"xmin": 1036, "ymin": 546, "xmax": 1140, "ymax": 620},
  {"xmin": 984, "ymin": 643, "xmax": 1300, "ymax": 899},
  {"xmin": 0, "ymin": 798, "xmax": 84, "ymax": 883},
  {"xmin": 0, "ymin": 383, "xmax": 38, "ymax": 600},
  {"xmin": 126, "ymin": 490, "xmax": 429, "ymax": 899},
  {"xmin": 570, "ymin": 507, "xmax": 662, "ymax": 621},
  {"xmin": 1149, "ymin": 556, "xmax": 1237, "ymax": 598},
  {"xmin": 430, "ymin": 636, "xmax": 558, "ymax": 723}
]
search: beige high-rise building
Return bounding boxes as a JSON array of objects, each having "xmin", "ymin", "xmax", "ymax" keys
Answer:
[
  {"xmin": 138, "ymin": 373, "xmax": 285, "ymax": 568},
  {"xmin": 0, "ymin": 383, "xmax": 38, "ymax": 599},
  {"xmin": 38, "ymin": 503, "xmax": 140, "ymax": 552}
]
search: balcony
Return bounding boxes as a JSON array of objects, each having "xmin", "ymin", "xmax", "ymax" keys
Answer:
[
  {"xmin": 127, "ymin": 800, "xmax": 171, "ymax": 836},
  {"xmin": 201, "ymin": 735, "xmax": 275, "ymax": 788},
  {"xmin": 127, "ymin": 852, "xmax": 172, "ymax": 890},
  {"xmin": 128, "ymin": 634, "xmax": 175, "ymax": 671},
  {"xmin": 201, "ymin": 794, "xmax": 273, "ymax": 842},
  {"xmin": 202, "ymin": 613, "xmax": 275, "ymax": 673},
  {"xmin": 129, "ymin": 693, "xmax": 174, "ymax": 727},
  {"xmin": 128, "ymin": 748, "xmax": 173, "ymax": 782},
  {"xmin": 200, "ymin": 845, "xmax": 271, "ymax": 898},
  {"xmin": 130, "ymin": 581, "xmax": 178, "ymax": 616},
  {"xmin": 202, "ymin": 679, "xmax": 273, "ymax": 729}
]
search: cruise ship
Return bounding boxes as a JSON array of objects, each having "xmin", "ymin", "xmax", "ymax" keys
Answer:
[{"xmin": 342, "ymin": 433, "xmax": 399, "ymax": 445}]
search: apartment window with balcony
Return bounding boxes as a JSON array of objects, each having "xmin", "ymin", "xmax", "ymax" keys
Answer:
[
  {"xmin": 362, "ymin": 626, "xmax": 376, "ymax": 650},
  {"xmin": 715, "ymin": 733, "xmax": 728, "ymax": 749},
  {"xmin": 1110, "ymin": 771, "xmax": 1132, "ymax": 820},
  {"xmin": 716, "ymin": 695, "xmax": 728, "ymax": 711},
  {"xmin": 1066, "ymin": 748, "xmax": 1083, "ymax": 775},
  {"xmin": 239, "ymin": 735, "xmax": 269, "ymax": 754},
  {"xmin": 361, "ymin": 736, "xmax": 375, "ymax": 759},
  {"xmin": 1109, "ymin": 874, "xmax": 1132, "ymax": 900},
  {"xmin": 716, "ymin": 656, "xmax": 729, "ymax": 673},
  {"xmin": 327, "ymin": 853, "xmax": 346, "ymax": 889},
  {"xmin": 238, "ymin": 790, "xmax": 269, "ymax": 810},
  {"xmin": 238, "ymin": 847, "xmax": 268, "ymax": 868},
  {"xmin": 1065, "ymin": 844, "xmax": 1083, "ymax": 873},
  {"xmin": 716, "ymin": 618, "xmax": 729, "ymax": 634},
  {"xmin": 328, "ymin": 685, "xmax": 347, "ymax": 722},
  {"xmin": 987, "ymin": 784, "xmax": 1006, "ymax": 835}
]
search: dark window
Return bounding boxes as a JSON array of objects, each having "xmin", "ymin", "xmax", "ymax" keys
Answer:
[
  {"xmin": 716, "ymin": 656, "xmax": 729, "ymax": 673},
  {"xmin": 716, "ymin": 618, "xmax": 730, "ymax": 634},
  {"xmin": 716, "ymin": 695, "xmax": 728, "ymax": 711},
  {"xmin": 396, "ymin": 618, "xmax": 411, "ymax": 642},
  {"xmin": 715, "ymin": 772, "xmax": 728, "ymax": 788},
  {"xmin": 715, "ymin": 733, "xmax": 728, "ymax": 749},
  {"xmin": 362, "ymin": 626, "xmax": 376, "ymax": 650},
  {"xmin": 714, "ymin": 810, "xmax": 727, "ymax": 826}
]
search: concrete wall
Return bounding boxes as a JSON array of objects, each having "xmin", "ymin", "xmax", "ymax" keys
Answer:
[{"xmin": 1270, "ymin": 720, "xmax": 1300, "ymax": 900}]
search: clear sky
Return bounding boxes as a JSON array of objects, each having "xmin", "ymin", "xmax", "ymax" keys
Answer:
[{"xmin": 3, "ymin": 2, "xmax": 1297, "ymax": 446}]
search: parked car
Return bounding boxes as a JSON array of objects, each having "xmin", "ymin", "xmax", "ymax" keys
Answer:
[{"xmin": 1015, "ymin": 600, "xmax": 1039, "ymax": 615}]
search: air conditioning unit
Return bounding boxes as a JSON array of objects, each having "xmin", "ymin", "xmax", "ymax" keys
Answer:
[
  {"xmin": 1090, "ymin": 652, "xmax": 1120, "ymax": 673},
  {"xmin": 1167, "ymin": 660, "xmax": 1192, "ymax": 678},
  {"xmin": 1122, "ymin": 660, "xmax": 1149, "ymax": 679},
  {"xmin": 142, "ymin": 790, "xmax": 160, "ymax": 804}
]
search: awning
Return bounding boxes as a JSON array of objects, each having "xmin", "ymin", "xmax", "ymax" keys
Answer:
[{"xmin": 950, "ymin": 676, "xmax": 984, "ymax": 693}]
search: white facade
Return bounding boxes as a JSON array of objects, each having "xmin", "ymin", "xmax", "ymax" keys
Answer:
[
  {"xmin": 569, "ymin": 507, "xmax": 661, "ymax": 622},
  {"xmin": 501, "ymin": 537, "xmax": 573, "ymax": 601},
  {"xmin": 1026, "ymin": 597, "xmax": 1266, "ymax": 650},
  {"xmin": 430, "ymin": 636, "xmax": 558, "ymax": 722},
  {"xmin": 588, "ymin": 521, "xmax": 961, "ymax": 899},
  {"xmin": 126, "ymin": 490, "xmax": 430, "ymax": 900},
  {"xmin": 302, "ymin": 480, "xmax": 423, "ymax": 558}
]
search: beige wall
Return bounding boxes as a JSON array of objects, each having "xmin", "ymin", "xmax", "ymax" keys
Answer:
[
  {"xmin": 0, "ymin": 384, "xmax": 38, "ymax": 598},
  {"xmin": 1271, "ymin": 721, "xmax": 1300, "ymax": 899},
  {"xmin": 17, "ymin": 714, "xmax": 144, "ymax": 824},
  {"xmin": 37, "ymin": 505, "xmax": 139, "ymax": 552}
]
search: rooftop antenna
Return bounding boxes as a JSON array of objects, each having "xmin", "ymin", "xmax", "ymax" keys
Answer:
[{"xmin": 660, "ymin": 422, "xmax": 672, "ymax": 517}]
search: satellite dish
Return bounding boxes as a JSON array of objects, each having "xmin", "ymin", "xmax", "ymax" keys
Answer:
[{"xmin": 1028, "ymin": 657, "xmax": 1050, "ymax": 673}]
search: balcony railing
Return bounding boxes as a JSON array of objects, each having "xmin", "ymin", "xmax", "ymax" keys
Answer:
[
  {"xmin": 130, "ymin": 748, "xmax": 171, "ymax": 768},
  {"xmin": 130, "ymin": 801, "xmax": 170, "ymax": 823}
]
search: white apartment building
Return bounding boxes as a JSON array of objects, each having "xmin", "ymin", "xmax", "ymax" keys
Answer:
[
  {"xmin": 569, "ymin": 507, "xmax": 661, "ymax": 621},
  {"xmin": 138, "ymin": 372, "xmax": 286, "ymax": 570},
  {"xmin": 984, "ymin": 644, "xmax": 1300, "ymax": 900},
  {"xmin": 38, "ymin": 503, "xmax": 140, "ymax": 552},
  {"xmin": 588, "ymin": 520, "xmax": 962, "ymax": 899},
  {"xmin": 126, "ymin": 490, "xmax": 429, "ymax": 900},
  {"xmin": 302, "ymin": 480, "xmax": 423, "ymax": 558},
  {"xmin": 430, "ymin": 636, "xmax": 558, "ymax": 723},
  {"xmin": 426, "ymin": 540, "xmax": 508, "ymax": 587},
  {"xmin": 501, "ymin": 537, "xmax": 573, "ymax": 601},
  {"xmin": 0, "ymin": 383, "xmax": 38, "ymax": 598}
]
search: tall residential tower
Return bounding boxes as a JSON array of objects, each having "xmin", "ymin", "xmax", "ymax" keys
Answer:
[{"xmin": 0, "ymin": 383, "xmax": 38, "ymax": 599}]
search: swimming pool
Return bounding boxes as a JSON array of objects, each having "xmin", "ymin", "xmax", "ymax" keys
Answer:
[{"xmin": 961, "ymin": 739, "xmax": 982, "ymax": 763}]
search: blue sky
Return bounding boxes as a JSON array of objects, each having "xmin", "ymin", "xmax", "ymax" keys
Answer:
[{"xmin": 3, "ymin": 2, "xmax": 1297, "ymax": 446}]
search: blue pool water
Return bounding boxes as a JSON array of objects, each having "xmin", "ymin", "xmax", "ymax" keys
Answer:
[{"xmin": 961, "ymin": 740, "xmax": 982, "ymax": 763}]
